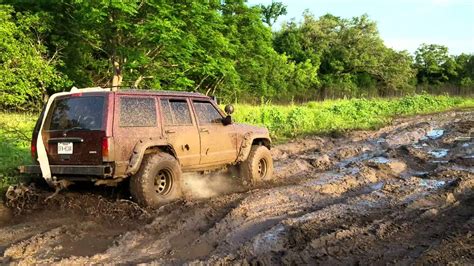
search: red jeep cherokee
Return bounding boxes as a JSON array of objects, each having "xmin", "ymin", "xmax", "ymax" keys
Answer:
[{"xmin": 20, "ymin": 87, "xmax": 273, "ymax": 207}]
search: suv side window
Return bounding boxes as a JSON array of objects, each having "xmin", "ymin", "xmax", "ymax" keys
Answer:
[
  {"xmin": 120, "ymin": 97, "xmax": 157, "ymax": 127},
  {"xmin": 160, "ymin": 99, "xmax": 193, "ymax": 125},
  {"xmin": 193, "ymin": 101, "xmax": 223, "ymax": 124}
]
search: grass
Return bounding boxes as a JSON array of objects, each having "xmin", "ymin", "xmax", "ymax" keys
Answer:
[
  {"xmin": 0, "ymin": 94, "xmax": 473, "ymax": 191},
  {"xmin": 232, "ymin": 94, "xmax": 474, "ymax": 141},
  {"xmin": 0, "ymin": 112, "xmax": 36, "ymax": 192}
]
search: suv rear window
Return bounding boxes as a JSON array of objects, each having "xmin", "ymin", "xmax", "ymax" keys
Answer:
[{"xmin": 46, "ymin": 96, "xmax": 105, "ymax": 131}]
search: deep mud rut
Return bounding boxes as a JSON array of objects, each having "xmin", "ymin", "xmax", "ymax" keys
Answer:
[{"xmin": 0, "ymin": 110, "xmax": 473, "ymax": 265}]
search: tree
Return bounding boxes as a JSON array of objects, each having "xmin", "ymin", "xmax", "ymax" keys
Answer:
[
  {"xmin": 274, "ymin": 13, "xmax": 415, "ymax": 98},
  {"xmin": 2, "ymin": 1, "xmax": 468, "ymax": 108},
  {"xmin": 414, "ymin": 44, "xmax": 457, "ymax": 85},
  {"xmin": 0, "ymin": 5, "xmax": 70, "ymax": 111},
  {"xmin": 7, "ymin": 0, "xmax": 235, "ymax": 93},
  {"xmin": 258, "ymin": 1, "xmax": 287, "ymax": 27},
  {"xmin": 273, "ymin": 20, "xmax": 320, "ymax": 65},
  {"xmin": 453, "ymin": 53, "xmax": 474, "ymax": 94},
  {"xmin": 220, "ymin": 0, "xmax": 285, "ymax": 101}
]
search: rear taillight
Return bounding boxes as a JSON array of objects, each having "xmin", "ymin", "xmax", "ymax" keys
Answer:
[
  {"xmin": 102, "ymin": 137, "xmax": 109, "ymax": 159},
  {"xmin": 31, "ymin": 143, "xmax": 37, "ymax": 159}
]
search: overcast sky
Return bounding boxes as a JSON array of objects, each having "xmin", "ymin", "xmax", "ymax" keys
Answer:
[{"xmin": 247, "ymin": 0, "xmax": 474, "ymax": 55}]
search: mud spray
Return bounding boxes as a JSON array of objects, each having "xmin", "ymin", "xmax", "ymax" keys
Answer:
[{"xmin": 181, "ymin": 171, "xmax": 244, "ymax": 199}]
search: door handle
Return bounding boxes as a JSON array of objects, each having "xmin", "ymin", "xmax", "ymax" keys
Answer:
[
  {"xmin": 200, "ymin": 128, "xmax": 209, "ymax": 133},
  {"xmin": 165, "ymin": 129, "xmax": 176, "ymax": 133}
]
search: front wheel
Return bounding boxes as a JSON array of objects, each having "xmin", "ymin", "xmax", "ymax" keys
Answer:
[
  {"xmin": 130, "ymin": 152, "xmax": 182, "ymax": 207},
  {"xmin": 240, "ymin": 145, "xmax": 273, "ymax": 184}
]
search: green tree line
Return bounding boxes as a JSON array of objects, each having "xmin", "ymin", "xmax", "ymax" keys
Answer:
[{"xmin": 0, "ymin": 0, "xmax": 473, "ymax": 111}]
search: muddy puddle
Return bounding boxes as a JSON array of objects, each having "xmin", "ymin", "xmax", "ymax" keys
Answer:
[{"xmin": 1, "ymin": 110, "xmax": 473, "ymax": 264}]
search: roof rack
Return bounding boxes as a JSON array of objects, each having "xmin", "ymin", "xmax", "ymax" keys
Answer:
[
  {"xmin": 118, "ymin": 89, "xmax": 207, "ymax": 97},
  {"xmin": 68, "ymin": 87, "xmax": 208, "ymax": 98},
  {"xmin": 70, "ymin": 86, "xmax": 110, "ymax": 92}
]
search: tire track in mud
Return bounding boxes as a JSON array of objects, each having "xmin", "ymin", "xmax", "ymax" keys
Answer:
[
  {"xmin": 228, "ymin": 173, "xmax": 473, "ymax": 265},
  {"xmin": 0, "ymin": 110, "xmax": 473, "ymax": 264}
]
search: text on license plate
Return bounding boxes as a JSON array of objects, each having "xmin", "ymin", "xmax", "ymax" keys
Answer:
[{"xmin": 58, "ymin": 142, "xmax": 73, "ymax": 154}]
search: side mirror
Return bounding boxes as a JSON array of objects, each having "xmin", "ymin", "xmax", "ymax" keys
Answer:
[
  {"xmin": 224, "ymin": 104, "xmax": 234, "ymax": 115},
  {"xmin": 222, "ymin": 115, "xmax": 232, "ymax": 126}
]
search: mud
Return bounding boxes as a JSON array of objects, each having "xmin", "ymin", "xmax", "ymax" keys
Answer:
[{"xmin": 1, "ymin": 110, "xmax": 473, "ymax": 264}]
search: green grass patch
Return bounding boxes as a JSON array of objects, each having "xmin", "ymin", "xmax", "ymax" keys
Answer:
[
  {"xmin": 0, "ymin": 112, "xmax": 36, "ymax": 191},
  {"xmin": 232, "ymin": 95, "xmax": 474, "ymax": 141}
]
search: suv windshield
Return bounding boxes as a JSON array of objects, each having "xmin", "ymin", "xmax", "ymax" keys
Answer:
[{"xmin": 45, "ymin": 96, "xmax": 105, "ymax": 131}]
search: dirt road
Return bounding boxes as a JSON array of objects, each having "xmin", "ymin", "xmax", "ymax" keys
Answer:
[{"xmin": 1, "ymin": 110, "xmax": 473, "ymax": 264}]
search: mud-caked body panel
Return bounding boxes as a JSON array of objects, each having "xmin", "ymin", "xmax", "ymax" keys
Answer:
[
  {"xmin": 124, "ymin": 138, "xmax": 174, "ymax": 176},
  {"xmin": 233, "ymin": 124, "xmax": 272, "ymax": 163}
]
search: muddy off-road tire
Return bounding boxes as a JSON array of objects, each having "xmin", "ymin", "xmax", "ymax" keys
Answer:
[
  {"xmin": 241, "ymin": 145, "xmax": 273, "ymax": 184},
  {"xmin": 130, "ymin": 152, "xmax": 182, "ymax": 207}
]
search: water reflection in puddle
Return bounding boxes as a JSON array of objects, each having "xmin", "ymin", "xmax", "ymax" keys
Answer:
[
  {"xmin": 426, "ymin": 129, "xmax": 445, "ymax": 140},
  {"xmin": 369, "ymin": 157, "xmax": 390, "ymax": 164},
  {"xmin": 419, "ymin": 179, "xmax": 446, "ymax": 189},
  {"xmin": 369, "ymin": 181, "xmax": 385, "ymax": 191},
  {"xmin": 428, "ymin": 149, "xmax": 449, "ymax": 158}
]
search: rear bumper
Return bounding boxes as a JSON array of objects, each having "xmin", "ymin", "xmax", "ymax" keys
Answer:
[{"xmin": 19, "ymin": 165, "xmax": 112, "ymax": 176}]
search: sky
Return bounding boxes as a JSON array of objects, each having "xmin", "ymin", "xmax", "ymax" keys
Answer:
[{"xmin": 247, "ymin": 0, "xmax": 474, "ymax": 55}]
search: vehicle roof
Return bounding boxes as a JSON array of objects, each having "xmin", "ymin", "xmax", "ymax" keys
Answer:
[
  {"xmin": 65, "ymin": 87, "xmax": 211, "ymax": 99},
  {"xmin": 116, "ymin": 89, "xmax": 210, "ymax": 98}
]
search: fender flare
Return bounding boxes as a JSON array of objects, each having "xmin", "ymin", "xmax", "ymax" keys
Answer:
[
  {"xmin": 236, "ymin": 133, "xmax": 272, "ymax": 163},
  {"xmin": 126, "ymin": 138, "xmax": 177, "ymax": 176}
]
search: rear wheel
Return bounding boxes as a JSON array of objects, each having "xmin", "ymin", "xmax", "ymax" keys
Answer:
[
  {"xmin": 130, "ymin": 152, "xmax": 182, "ymax": 207},
  {"xmin": 240, "ymin": 145, "xmax": 273, "ymax": 185}
]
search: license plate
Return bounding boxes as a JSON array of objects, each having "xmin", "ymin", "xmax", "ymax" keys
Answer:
[{"xmin": 58, "ymin": 142, "xmax": 73, "ymax": 154}]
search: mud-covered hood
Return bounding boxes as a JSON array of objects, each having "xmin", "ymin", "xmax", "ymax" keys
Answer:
[{"xmin": 233, "ymin": 123, "xmax": 270, "ymax": 137}]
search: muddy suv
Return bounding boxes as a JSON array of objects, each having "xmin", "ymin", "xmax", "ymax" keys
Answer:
[{"xmin": 20, "ymin": 87, "xmax": 273, "ymax": 207}]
